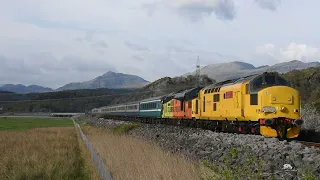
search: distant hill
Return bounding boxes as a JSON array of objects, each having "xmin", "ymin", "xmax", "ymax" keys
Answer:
[
  {"xmin": 0, "ymin": 84, "xmax": 53, "ymax": 94},
  {"xmin": 0, "ymin": 90, "xmax": 14, "ymax": 94},
  {"xmin": 57, "ymin": 71, "xmax": 150, "ymax": 91},
  {"xmin": 184, "ymin": 60, "xmax": 320, "ymax": 81}
]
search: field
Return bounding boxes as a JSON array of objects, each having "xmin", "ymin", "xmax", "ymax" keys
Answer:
[
  {"xmin": 0, "ymin": 117, "xmax": 74, "ymax": 131},
  {"xmin": 0, "ymin": 117, "xmax": 99, "ymax": 180},
  {"xmin": 81, "ymin": 125, "xmax": 211, "ymax": 180}
]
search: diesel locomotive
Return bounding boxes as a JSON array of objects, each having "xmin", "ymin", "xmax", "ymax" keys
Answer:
[{"xmin": 91, "ymin": 72, "xmax": 303, "ymax": 139}]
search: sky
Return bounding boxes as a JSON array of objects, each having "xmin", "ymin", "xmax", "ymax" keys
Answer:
[{"xmin": 1, "ymin": 0, "xmax": 320, "ymax": 89}]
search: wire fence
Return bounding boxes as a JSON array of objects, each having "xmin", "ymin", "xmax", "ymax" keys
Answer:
[{"xmin": 72, "ymin": 118, "xmax": 113, "ymax": 180}]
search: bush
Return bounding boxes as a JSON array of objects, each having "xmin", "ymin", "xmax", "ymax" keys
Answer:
[{"xmin": 301, "ymin": 103, "xmax": 320, "ymax": 131}]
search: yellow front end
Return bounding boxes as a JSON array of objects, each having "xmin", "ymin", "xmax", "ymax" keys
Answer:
[{"xmin": 257, "ymin": 86, "xmax": 302, "ymax": 138}]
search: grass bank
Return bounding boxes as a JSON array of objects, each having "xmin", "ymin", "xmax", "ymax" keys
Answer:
[
  {"xmin": 82, "ymin": 125, "xmax": 204, "ymax": 180},
  {"xmin": 0, "ymin": 117, "xmax": 99, "ymax": 180}
]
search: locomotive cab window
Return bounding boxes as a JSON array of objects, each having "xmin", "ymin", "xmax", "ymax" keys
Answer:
[{"xmin": 250, "ymin": 74, "xmax": 291, "ymax": 93}]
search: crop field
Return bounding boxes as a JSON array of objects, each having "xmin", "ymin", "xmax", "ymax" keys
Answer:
[{"xmin": 0, "ymin": 117, "xmax": 99, "ymax": 180}]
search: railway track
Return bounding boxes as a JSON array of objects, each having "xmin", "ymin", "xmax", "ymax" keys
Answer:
[{"xmin": 298, "ymin": 141, "xmax": 320, "ymax": 149}]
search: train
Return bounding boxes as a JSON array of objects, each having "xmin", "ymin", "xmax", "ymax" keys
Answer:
[{"xmin": 91, "ymin": 72, "xmax": 303, "ymax": 139}]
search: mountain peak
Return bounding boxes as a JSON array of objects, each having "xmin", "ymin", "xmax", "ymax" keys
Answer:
[
  {"xmin": 57, "ymin": 71, "xmax": 150, "ymax": 91},
  {"xmin": 183, "ymin": 60, "xmax": 320, "ymax": 82}
]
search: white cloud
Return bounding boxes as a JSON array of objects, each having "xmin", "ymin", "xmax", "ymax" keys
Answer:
[
  {"xmin": 0, "ymin": 0, "xmax": 320, "ymax": 88},
  {"xmin": 143, "ymin": 0, "xmax": 236, "ymax": 21},
  {"xmin": 254, "ymin": 0, "xmax": 281, "ymax": 11},
  {"xmin": 256, "ymin": 43, "xmax": 320, "ymax": 63}
]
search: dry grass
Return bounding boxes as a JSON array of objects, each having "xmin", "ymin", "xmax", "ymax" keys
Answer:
[
  {"xmin": 82, "ymin": 126, "xmax": 204, "ymax": 180},
  {"xmin": 0, "ymin": 127, "xmax": 97, "ymax": 180}
]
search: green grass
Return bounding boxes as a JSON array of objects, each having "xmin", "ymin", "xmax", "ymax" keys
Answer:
[
  {"xmin": 112, "ymin": 124, "xmax": 140, "ymax": 135},
  {"xmin": 0, "ymin": 117, "xmax": 74, "ymax": 131}
]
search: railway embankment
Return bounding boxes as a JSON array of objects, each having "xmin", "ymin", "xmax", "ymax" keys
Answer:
[{"xmin": 76, "ymin": 116, "xmax": 320, "ymax": 180}]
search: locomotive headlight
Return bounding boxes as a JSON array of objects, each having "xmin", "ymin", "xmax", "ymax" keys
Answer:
[
  {"xmin": 288, "ymin": 98, "xmax": 291, "ymax": 101},
  {"xmin": 273, "ymin": 97, "xmax": 276, "ymax": 101}
]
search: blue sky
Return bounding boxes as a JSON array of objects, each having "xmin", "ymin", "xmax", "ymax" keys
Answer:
[{"xmin": 0, "ymin": 0, "xmax": 320, "ymax": 88}]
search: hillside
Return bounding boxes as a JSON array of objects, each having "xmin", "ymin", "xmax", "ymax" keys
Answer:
[
  {"xmin": 0, "ymin": 90, "xmax": 14, "ymax": 94},
  {"xmin": 282, "ymin": 67, "xmax": 320, "ymax": 111},
  {"xmin": 184, "ymin": 60, "xmax": 320, "ymax": 82},
  {"xmin": 0, "ymin": 75, "xmax": 214, "ymax": 113},
  {"xmin": 0, "ymin": 88, "xmax": 135, "ymax": 113},
  {"xmin": 0, "ymin": 84, "xmax": 53, "ymax": 94},
  {"xmin": 108, "ymin": 74, "xmax": 215, "ymax": 105},
  {"xmin": 57, "ymin": 71, "xmax": 150, "ymax": 91}
]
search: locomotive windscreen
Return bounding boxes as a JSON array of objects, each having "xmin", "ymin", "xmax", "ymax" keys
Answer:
[{"xmin": 250, "ymin": 74, "xmax": 291, "ymax": 93}]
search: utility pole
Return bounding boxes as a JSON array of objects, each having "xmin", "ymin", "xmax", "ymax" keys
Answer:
[{"xmin": 196, "ymin": 56, "xmax": 201, "ymax": 87}]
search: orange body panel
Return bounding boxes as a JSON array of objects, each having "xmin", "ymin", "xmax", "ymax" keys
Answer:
[
  {"xmin": 173, "ymin": 99, "xmax": 184, "ymax": 118},
  {"xmin": 173, "ymin": 99, "xmax": 192, "ymax": 119},
  {"xmin": 184, "ymin": 101, "xmax": 192, "ymax": 119}
]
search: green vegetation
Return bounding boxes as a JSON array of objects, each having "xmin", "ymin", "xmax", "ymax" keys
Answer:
[
  {"xmin": 112, "ymin": 124, "xmax": 140, "ymax": 135},
  {"xmin": 0, "ymin": 117, "xmax": 73, "ymax": 131},
  {"xmin": 282, "ymin": 67, "xmax": 320, "ymax": 111},
  {"xmin": 201, "ymin": 146, "xmax": 317, "ymax": 180},
  {"xmin": 201, "ymin": 147, "xmax": 264, "ymax": 180}
]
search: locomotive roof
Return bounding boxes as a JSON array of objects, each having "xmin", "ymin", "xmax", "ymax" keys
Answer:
[
  {"xmin": 173, "ymin": 87, "xmax": 202, "ymax": 100},
  {"xmin": 202, "ymin": 73, "xmax": 259, "ymax": 90}
]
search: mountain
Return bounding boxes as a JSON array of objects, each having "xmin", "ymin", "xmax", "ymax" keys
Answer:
[
  {"xmin": 57, "ymin": 71, "xmax": 150, "ymax": 91},
  {"xmin": 0, "ymin": 84, "xmax": 53, "ymax": 94},
  {"xmin": 183, "ymin": 60, "xmax": 320, "ymax": 81}
]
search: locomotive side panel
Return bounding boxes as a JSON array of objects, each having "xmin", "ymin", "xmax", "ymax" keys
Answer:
[
  {"xmin": 162, "ymin": 100, "xmax": 174, "ymax": 118},
  {"xmin": 184, "ymin": 100, "xmax": 192, "ymax": 119},
  {"xmin": 191, "ymin": 98, "xmax": 200, "ymax": 120},
  {"xmin": 173, "ymin": 99, "xmax": 185, "ymax": 118}
]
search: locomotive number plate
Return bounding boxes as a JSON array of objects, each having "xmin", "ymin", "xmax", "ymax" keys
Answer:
[{"xmin": 262, "ymin": 106, "xmax": 276, "ymax": 113}]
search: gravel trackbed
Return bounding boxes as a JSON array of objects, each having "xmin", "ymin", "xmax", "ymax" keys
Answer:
[{"xmin": 77, "ymin": 116, "xmax": 320, "ymax": 180}]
